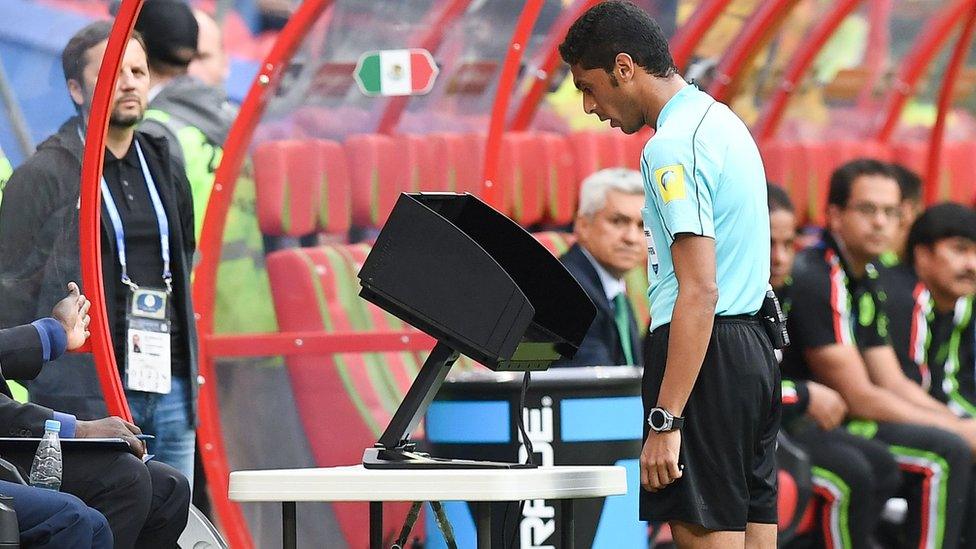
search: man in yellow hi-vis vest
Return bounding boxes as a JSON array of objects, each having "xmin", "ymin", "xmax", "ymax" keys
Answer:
[{"xmin": 136, "ymin": 3, "xmax": 277, "ymax": 337}]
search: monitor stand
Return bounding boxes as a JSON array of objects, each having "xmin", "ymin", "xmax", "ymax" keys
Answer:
[{"xmin": 363, "ymin": 341, "xmax": 537, "ymax": 469}]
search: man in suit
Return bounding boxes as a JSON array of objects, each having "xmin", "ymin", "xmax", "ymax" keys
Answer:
[
  {"xmin": 0, "ymin": 281, "xmax": 190, "ymax": 548},
  {"xmin": 554, "ymin": 168, "xmax": 645, "ymax": 367}
]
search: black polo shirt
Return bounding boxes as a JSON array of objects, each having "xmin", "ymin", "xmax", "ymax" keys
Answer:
[
  {"xmin": 102, "ymin": 137, "xmax": 188, "ymax": 380},
  {"xmin": 781, "ymin": 232, "xmax": 889, "ymax": 382},
  {"xmin": 876, "ymin": 263, "xmax": 929, "ymax": 387},
  {"xmin": 930, "ymin": 297, "xmax": 975, "ymax": 416}
]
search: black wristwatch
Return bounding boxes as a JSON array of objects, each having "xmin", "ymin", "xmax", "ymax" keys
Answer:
[{"xmin": 647, "ymin": 407, "xmax": 684, "ymax": 433}]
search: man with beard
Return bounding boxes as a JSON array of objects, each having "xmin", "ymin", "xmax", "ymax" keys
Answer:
[{"xmin": 0, "ymin": 21, "xmax": 194, "ymax": 548}]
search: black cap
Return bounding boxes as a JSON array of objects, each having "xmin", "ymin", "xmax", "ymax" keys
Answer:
[{"xmin": 134, "ymin": 0, "xmax": 198, "ymax": 68}]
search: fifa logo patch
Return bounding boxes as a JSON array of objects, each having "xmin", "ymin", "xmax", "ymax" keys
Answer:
[{"xmin": 654, "ymin": 164, "xmax": 686, "ymax": 203}]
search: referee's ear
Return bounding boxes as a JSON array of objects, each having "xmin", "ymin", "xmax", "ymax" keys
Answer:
[{"xmin": 613, "ymin": 53, "xmax": 637, "ymax": 85}]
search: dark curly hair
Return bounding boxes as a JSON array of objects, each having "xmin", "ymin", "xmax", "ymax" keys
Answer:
[
  {"xmin": 906, "ymin": 203, "xmax": 976, "ymax": 266},
  {"xmin": 558, "ymin": 1, "xmax": 676, "ymax": 77}
]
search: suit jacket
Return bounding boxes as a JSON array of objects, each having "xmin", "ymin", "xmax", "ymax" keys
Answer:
[
  {"xmin": 553, "ymin": 244, "xmax": 641, "ymax": 367},
  {"xmin": 0, "ymin": 324, "xmax": 61, "ymax": 437}
]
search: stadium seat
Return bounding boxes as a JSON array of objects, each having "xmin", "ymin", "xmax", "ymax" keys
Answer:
[
  {"xmin": 394, "ymin": 134, "xmax": 439, "ymax": 193},
  {"xmin": 252, "ymin": 139, "xmax": 351, "ymax": 237},
  {"xmin": 942, "ymin": 141, "xmax": 976, "ymax": 204},
  {"xmin": 345, "ymin": 134, "xmax": 401, "ymax": 227},
  {"xmin": 316, "ymin": 140, "xmax": 353, "ymax": 234},
  {"xmin": 265, "ymin": 245, "xmax": 416, "ymax": 547},
  {"xmin": 538, "ymin": 132, "xmax": 578, "ymax": 225},
  {"xmin": 498, "ymin": 133, "xmax": 545, "ymax": 225}
]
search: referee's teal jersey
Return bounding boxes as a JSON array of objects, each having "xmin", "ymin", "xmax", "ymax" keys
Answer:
[{"xmin": 639, "ymin": 85, "xmax": 770, "ymax": 331}]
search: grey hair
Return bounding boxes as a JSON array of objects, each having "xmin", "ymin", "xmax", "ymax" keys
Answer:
[{"xmin": 577, "ymin": 167, "xmax": 644, "ymax": 217}]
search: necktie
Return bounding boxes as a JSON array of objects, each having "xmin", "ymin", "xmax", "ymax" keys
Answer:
[{"xmin": 613, "ymin": 293, "xmax": 635, "ymax": 365}]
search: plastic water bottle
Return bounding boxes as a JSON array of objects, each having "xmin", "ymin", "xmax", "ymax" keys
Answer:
[{"xmin": 28, "ymin": 419, "xmax": 62, "ymax": 491}]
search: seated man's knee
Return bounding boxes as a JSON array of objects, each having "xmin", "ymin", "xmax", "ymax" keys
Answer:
[
  {"xmin": 107, "ymin": 453, "xmax": 153, "ymax": 494},
  {"xmin": 147, "ymin": 461, "xmax": 190, "ymax": 505}
]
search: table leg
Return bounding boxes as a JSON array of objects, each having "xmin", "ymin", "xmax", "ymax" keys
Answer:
[
  {"xmin": 370, "ymin": 502, "xmax": 383, "ymax": 549},
  {"xmin": 561, "ymin": 500, "xmax": 575, "ymax": 548},
  {"xmin": 282, "ymin": 501, "xmax": 296, "ymax": 549},
  {"xmin": 475, "ymin": 502, "xmax": 491, "ymax": 549}
]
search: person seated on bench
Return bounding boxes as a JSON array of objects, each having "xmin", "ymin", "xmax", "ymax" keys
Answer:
[
  {"xmin": 0, "ymin": 282, "xmax": 189, "ymax": 549},
  {"xmin": 0, "ymin": 476, "xmax": 112, "ymax": 548},
  {"xmin": 553, "ymin": 168, "xmax": 645, "ymax": 368}
]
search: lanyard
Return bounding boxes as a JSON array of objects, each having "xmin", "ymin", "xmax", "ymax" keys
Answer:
[{"xmin": 79, "ymin": 126, "xmax": 172, "ymax": 292}]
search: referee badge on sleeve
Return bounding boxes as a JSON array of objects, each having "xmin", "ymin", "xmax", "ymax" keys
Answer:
[{"xmin": 654, "ymin": 164, "xmax": 686, "ymax": 203}]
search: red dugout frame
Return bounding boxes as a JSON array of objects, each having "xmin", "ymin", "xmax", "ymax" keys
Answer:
[{"xmin": 77, "ymin": 2, "xmax": 976, "ymax": 547}]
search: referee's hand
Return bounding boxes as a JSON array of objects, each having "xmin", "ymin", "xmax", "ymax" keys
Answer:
[{"xmin": 640, "ymin": 430, "xmax": 683, "ymax": 492}]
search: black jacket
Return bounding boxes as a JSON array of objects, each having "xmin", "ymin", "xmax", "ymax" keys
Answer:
[
  {"xmin": 0, "ymin": 323, "xmax": 68, "ymax": 437},
  {"xmin": 0, "ymin": 117, "xmax": 199, "ymax": 422},
  {"xmin": 553, "ymin": 244, "xmax": 641, "ymax": 367}
]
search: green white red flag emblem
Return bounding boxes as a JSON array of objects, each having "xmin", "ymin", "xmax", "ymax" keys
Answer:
[{"xmin": 354, "ymin": 49, "xmax": 438, "ymax": 97}]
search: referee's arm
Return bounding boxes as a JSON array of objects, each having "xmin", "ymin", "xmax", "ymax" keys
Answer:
[{"xmin": 641, "ymin": 233, "xmax": 717, "ymax": 491}]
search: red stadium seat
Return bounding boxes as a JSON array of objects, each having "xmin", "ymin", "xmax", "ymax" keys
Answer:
[
  {"xmin": 458, "ymin": 133, "xmax": 488, "ymax": 197},
  {"xmin": 796, "ymin": 142, "xmax": 833, "ymax": 226},
  {"xmin": 266, "ymin": 245, "xmax": 417, "ymax": 547},
  {"xmin": 428, "ymin": 132, "xmax": 465, "ymax": 194},
  {"xmin": 316, "ymin": 140, "xmax": 353, "ymax": 234},
  {"xmin": 394, "ymin": 134, "xmax": 438, "ymax": 193},
  {"xmin": 538, "ymin": 133, "xmax": 578, "ymax": 225},
  {"xmin": 345, "ymin": 134, "xmax": 401, "ymax": 227},
  {"xmin": 252, "ymin": 140, "xmax": 351, "ymax": 237},
  {"xmin": 570, "ymin": 132, "xmax": 607, "ymax": 184},
  {"xmin": 498, "ymin": 133, "xmax": 545, "ymax": 225},
  {"xmin": 532, "ymin": 231, "xmax": 575, "ymax": 257},
  {"xmin": 942, "ymin": 141, "xmax": 976, "ymax": 205},
  {"xmin": 252, "ymin": 141, "xmax": 290, "ymax": 235}
]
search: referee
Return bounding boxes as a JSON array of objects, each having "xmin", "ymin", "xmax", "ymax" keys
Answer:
[{"xmin": 561, "ymin": 2, "xmax": 779, "ymax": 547}]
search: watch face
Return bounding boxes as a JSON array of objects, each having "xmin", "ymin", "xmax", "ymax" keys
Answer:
[{"xmin": 650, "ymin": 408, "xmax": 668, "ymax": 430}]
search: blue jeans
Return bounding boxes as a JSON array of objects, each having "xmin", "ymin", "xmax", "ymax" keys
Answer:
[
  {"xmin": 0, "ymin": 479, "xmax": 113, "ymax": 548},
  {"xmin": 126, "ymin": 377, "xmax": 195, "ymax": 486}
]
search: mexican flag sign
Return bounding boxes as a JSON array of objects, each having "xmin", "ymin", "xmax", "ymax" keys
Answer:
[{"xmin": 354, "ymin": 49, "xmax": 439, "ymax": 97}]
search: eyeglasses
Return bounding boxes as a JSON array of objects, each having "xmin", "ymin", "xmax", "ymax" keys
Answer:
[{"xmin": 846, "ymin": 202, "xmax": 902, "ymax": 220}]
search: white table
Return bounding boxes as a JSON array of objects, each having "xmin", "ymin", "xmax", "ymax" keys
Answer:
[{"xmin": 229, "ymin": 465, "xmax": 627, "ymax": 548}]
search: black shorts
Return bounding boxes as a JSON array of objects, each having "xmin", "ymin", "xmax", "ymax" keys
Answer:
[{"xmin": 639, "ymin": 316, "xmax": 781, "ymax": 531}]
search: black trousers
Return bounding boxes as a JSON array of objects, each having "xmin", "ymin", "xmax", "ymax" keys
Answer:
[
  {"xmin": 790, "ymin": 425, "xmax": 901, "ymax": 549},
  {"xmin": 3, "ymin": 448, "xmax": 189, "ymax": 549},
  {"xmin": 858, "ymin": 421, "xmax": 971, "ymax": 549}
]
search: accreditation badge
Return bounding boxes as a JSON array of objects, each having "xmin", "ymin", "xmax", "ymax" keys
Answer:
[
  {"xmin": 641, "ymin": 207, "xmax": 660, "ymax": 280},
  {"xmin": 125, "ymin": 287, "xmax": 172, "ymax": 394}
]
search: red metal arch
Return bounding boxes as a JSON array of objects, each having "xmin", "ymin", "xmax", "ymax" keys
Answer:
[
  {"xmin": 481, "ymin": 0, "xmax": 546, "ymax": 207},
  {"xmin": 80, "ymin": 0, "xmax": 141, "ymax": 421},
  {"xmin": 706, "ymin": 0, "xmax": 800, "ymax": 102},
  {"xmin": 193, "ymin": 2, "xmax": 332, "ymax": 547},
  {"xmin": 669, "ymin": 0, "xmax": 736, "ymax": 70},
  {"xmin": 376, "ymin": 0, "xmax": 473, "ymax": 134},
  {"xmin": 753, "ymin": 0, "xmax": 863, "ymax": 142},
  {"xmin": 507, "ymin": 0, "xmax": 733, "ymax": 132},
  {"xmin": 855, "ymin": 0, "xmax": 892, "ymax": 108},
  {"xmin": 507, "ymin": 0, "xmax": 600, "ymax": 132},
  {"xmin": 874, "ymin": 0, "xmax": 972, "ymax": 142},
  {"xmin": 926, "ymin": 2, "xmax": 976, "ymax": 203}
]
